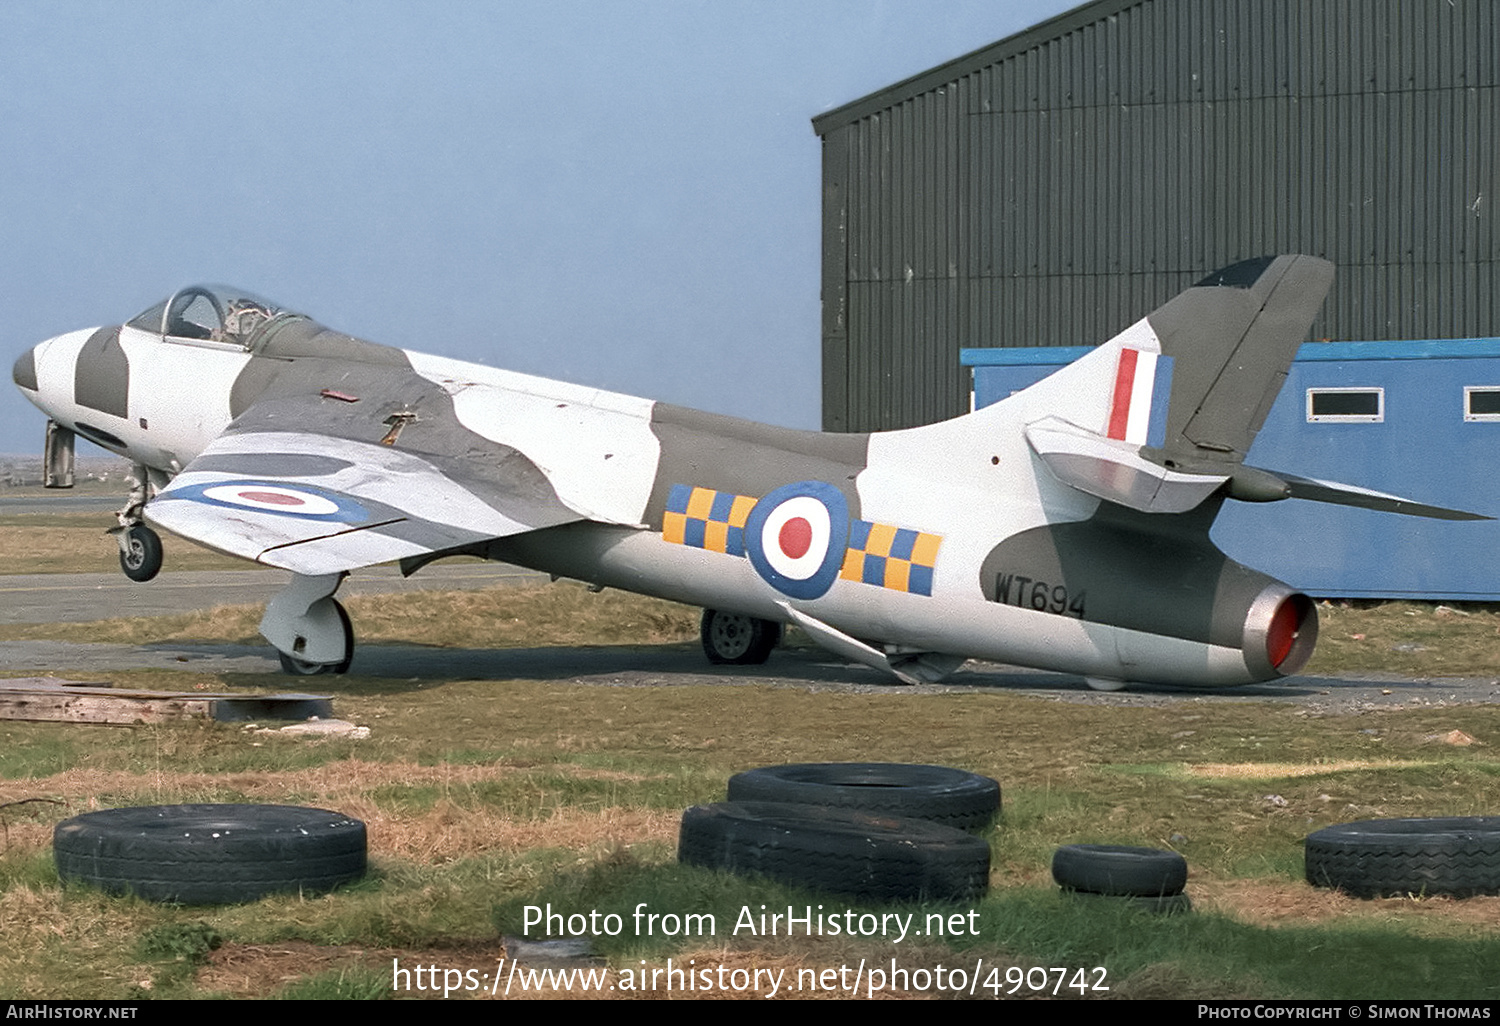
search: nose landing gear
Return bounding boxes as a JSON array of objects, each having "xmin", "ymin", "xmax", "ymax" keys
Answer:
[
  {"xmin": 109, "ymin": 463, "xmax": 164, "ymax": 582},
  {"xmin": 118, "ymin": 525, "xmax": 163, "ymax": 582}
]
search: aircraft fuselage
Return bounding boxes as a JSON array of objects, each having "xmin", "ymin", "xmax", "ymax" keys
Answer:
[{"xmin": 14, "ymin": 280, "xmax": 1322, "ymax": 687}]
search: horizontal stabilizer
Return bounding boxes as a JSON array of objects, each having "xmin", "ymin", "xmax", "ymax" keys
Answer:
[
  {"xmin": 1269, "ymin": 470, "xmax": 1491, "ymax": 522},
  {"xmin": 1025, "ymin": 417, "xmax": 1227, "ymax": 514}
]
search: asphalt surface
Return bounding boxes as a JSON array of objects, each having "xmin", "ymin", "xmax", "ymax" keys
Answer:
[{"xmin": 0, "ymin": 493, "xmax": 122, "ymax": 514}]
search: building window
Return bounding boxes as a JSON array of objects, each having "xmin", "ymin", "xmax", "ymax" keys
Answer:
[
  {"xmin": 1465, "ymin": 387, "xmax": 1500, "ymax": 421},
  {"xmin": 1306, "ymin": 388, "xmax": 1383, "ymax": 423}
]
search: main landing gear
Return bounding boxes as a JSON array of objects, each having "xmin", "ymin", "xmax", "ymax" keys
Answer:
[
  {"xmin": 700, "ymin": 609, "xmax": 782, "ymax": 665},
  {"xmin": 262, "ymin": 572, "xmax": 354, "ymax": 675},
  {"xmin": 110, "ymin": 463, "xmax": 163, "ymax": 582}
]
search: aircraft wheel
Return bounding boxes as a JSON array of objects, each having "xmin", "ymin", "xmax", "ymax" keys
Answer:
[
  {"xmin": 700, "ymin": 609, "xmax": 781, "ymax": 665},
  {"xmin": 119, "ymin": 525, "xmax": 163, "ymax": 583},
  {"xmin": 277, "ymin": 599, "xmax": 354, "ymax": 676}
]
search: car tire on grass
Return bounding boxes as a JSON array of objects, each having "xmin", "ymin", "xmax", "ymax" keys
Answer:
[
  {"xmin": 1050, "ymin": 844, "xmax": 1188, "ymax": 897},
  {"xmin": 679, "ymin": 801, "xmax": 990, "ymax": 901},
  {"xmin": 726, "ymin": 763, "xmax": 1001, "ymax": 831},
  {"xmin": 1305, "ymin": 817, "xmax": 1500, "ymax": 898},
  {"xmin": 54, "ymin": 804, "xmax": 367, "ymax": 904}
]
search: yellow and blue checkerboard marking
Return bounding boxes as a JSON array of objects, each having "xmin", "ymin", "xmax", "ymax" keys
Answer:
[
  {"xmin": 662, "ymin": 483, "xmax": 941, "ymax": 595},
  {"xmin": 663, "ymin": 485, "xmax": 755, "ymax": 556},
  {"xmin": 840, "ymin": 519, "xmax": 941, "ymax": 596}
]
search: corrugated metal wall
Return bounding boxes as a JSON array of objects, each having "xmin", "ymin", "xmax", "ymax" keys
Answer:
[{"xmin": 815, "ymin": 0, "xmax": 1500, "ymax": 431}]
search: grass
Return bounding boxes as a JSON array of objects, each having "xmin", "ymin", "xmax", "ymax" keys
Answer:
[
  {"xmin": 1310, "ymin": 600, "xmax": 1500, "ymax": 678},
  {"xmin": 0, "ymin": 651, "xmax": 1497, "ymax": 999},
  {"xmin": 2, "ymin": 529, "xmax": 1499, "ymax": 998}
]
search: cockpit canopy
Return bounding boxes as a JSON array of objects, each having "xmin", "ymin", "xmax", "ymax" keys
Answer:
[{"xmin": 126, "ymin": 285, "xmax": 300, "ymax": 350}]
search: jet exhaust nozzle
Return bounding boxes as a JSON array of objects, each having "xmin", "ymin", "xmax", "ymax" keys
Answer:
[{"xmin": 1243, "ymin": 585, "xmax": 1318, "ymax": 679}]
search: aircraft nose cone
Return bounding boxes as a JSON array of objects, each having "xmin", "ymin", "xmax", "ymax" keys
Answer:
[{"xmin": 12, "ymin": 346, "xmax": 39, "ymax": 392}]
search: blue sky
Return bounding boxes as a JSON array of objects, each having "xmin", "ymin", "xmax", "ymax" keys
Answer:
[{"xmin": 2, "ymin": 0, "xmax": 1076, "ymax": 454}]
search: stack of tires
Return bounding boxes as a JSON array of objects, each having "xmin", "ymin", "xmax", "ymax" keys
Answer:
[
  {"xmin": 1051, "ymin": 844, "xmax": 1192, "ymax": 914},
  {"xmin": 678, "ymin": 763, "xmax": 999, "ymax": 901}
]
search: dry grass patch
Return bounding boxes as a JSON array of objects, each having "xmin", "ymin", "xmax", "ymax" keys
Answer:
[
  {"xmin": 362, "ymin": 803, "xmax": 677, "ymax": 863},
  {"xmin": 344, "ymin": 583, "xmax": 700, "ymax": 649},
  {"xmin": 1307, "ymin": 600, "xmax": 1500, "ymax": 677},
  {"xmin": 1193, "ymin": 878, "xmax": 1500, "ymax": 931},
  {"xmin": 1185, "ymin": 759, "xmax": 1444, "ymax": 779},
  {"xmin": 0, "ymin": 758, "xmax": 659, "ymax": 807}
]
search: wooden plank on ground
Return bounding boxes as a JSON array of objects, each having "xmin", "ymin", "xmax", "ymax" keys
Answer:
[{"xmin": 0, "ymin": 677, "xmax": 333, "ymax": 725}]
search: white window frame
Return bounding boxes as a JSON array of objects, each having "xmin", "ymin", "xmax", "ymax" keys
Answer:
[
  {"xmin": 1464, "ymin": 386, "xmax": 1500, "ymax": 422},
  {"xmin": 1306, "ymin": 387, "xmax": 1384, "ymax": 423}
]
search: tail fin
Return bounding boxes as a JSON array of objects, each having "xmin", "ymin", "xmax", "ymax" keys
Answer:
[
  {"xmin": 1002, "ymin": 256, "xmax": 1333, "ymax": 516},
  {"xmin": 1004, "ymin": 254, "xmax": 1486, "ymax": 521},
  {"xmin": 1144, "ymin": 254, "xmax": 1333, "ymax": 467}
]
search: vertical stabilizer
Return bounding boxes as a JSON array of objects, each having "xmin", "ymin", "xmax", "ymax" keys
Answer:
[{"xmin": 1144, "ymin": 255, "xmax": 1334, "ymax": 467}]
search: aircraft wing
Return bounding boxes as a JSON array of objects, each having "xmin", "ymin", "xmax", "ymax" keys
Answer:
[{"xmin": 146, "ymin": 426, "xmax": 585, "ymax": 576}]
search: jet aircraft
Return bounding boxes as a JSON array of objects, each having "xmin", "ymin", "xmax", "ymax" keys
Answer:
[{"xmin": 11, "ymin": 256, "xmax": 1484, "ymax": 688}]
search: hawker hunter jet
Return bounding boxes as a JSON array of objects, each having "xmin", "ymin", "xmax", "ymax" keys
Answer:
[{"xmin": 11, "ymin": 257, "xmax": 1484, "ymax": 687}]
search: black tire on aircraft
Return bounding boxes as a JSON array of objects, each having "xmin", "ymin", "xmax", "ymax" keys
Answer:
[
  {"xmin": 1304, "ymin": 817, "xmax": 1500, "ymax": 898},
  {"xmin": 700, "ymin": 609, "xmax": 781, "ymax": 665},
  {"xmin": 678, "ymin": 801, "xmax": 990, "ymax": 902},
  {"xmin": 53, "ymin": 804, "xmax": 367, "ymax": 905},
  {"xmin": 1050, "ymin": 844, "xmax": 1189, "ymax": 897},
  {"xmin": 119, "ymin": 524, "xmax": 163, "ymax": 583},
  {"xmin": 727, "ymin": 762, "xmax": 1001, "ymax": 831},
  {"xmin": 277, "ymin": 599, "xmax": 354, "ymax": 676}
]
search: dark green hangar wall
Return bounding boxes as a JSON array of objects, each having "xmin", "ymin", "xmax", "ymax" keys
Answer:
[{"xmin": 813, "ymin": 0, "xmax": 1499, "ymax": 431}]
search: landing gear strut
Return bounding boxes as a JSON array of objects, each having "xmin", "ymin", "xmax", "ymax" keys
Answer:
[
  {"xmin": 109, "ymin": 463, "xmax": 163, "ymax": 582},
  {"xmin": 261, "ymin": 572, "xmax": 355, "ymax": 675}
]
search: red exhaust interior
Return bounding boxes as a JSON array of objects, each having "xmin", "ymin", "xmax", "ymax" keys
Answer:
[{"xmin": 1266, "ymin": 594, "xmax": 1310, "ymax": 668}]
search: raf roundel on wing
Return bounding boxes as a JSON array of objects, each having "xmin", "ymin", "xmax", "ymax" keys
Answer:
[
  {"xmin": 744, "ymin": 481, "xmax": 850, "ymax": 599},
  {"xmin": 178, "ymin": 481, "xmax": 370, "ymax": 523}
]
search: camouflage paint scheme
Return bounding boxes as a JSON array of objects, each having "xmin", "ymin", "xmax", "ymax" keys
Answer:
[{"xmin": 12, "ymin": 258, "xmax": 1483, "ymax": 687}]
